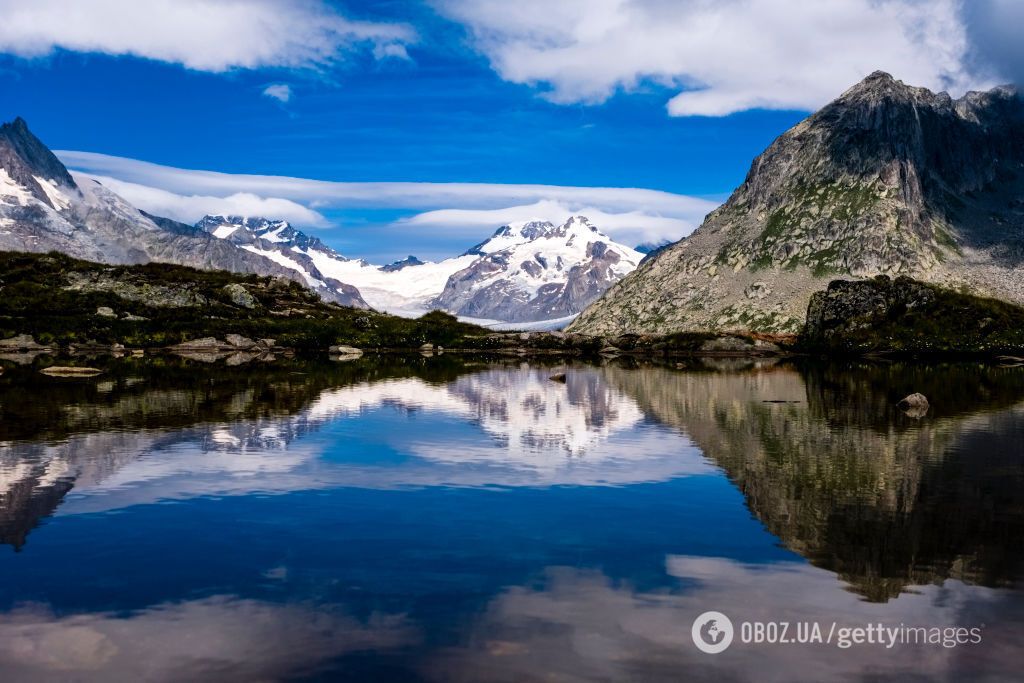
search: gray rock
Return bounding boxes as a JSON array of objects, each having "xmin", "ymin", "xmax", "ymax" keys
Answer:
[
  {"xmin": 898, "ymin": 392, "xmax": 930, "ymax": 418},
  {"xmin": 329, "ymin": 345, "xmax": 363, "ymax": 356},
  {"xmin": 96, "ymin": 306, "xmax": 117, "ymax": 318},
  {"xmin": 549, "ymin": 372, "xmax": 567, "ymax": 383},
  {"xmin": 171, "ymin": 337, "xmax": 222, "ymax": 350},
  {"xmin": 225, "ymin": 334, "xmax": 256, "ymax": 349},
  {"xmin": 0, "ymin": 334, "xmax": 51, "ymax": 350},
  {"xmin": 223, "ymin": 283, "xmax": 257, "ymax": 309}
]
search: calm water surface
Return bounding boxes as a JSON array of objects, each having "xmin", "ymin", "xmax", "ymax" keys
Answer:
[{"xmin": 1, "ymin": 356, "xmax": 1022, "ymax": 681}]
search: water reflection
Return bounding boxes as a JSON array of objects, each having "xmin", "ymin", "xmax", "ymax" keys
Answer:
[
  {"xmin": 603, "ymin": 361, "xmax": 1024, "ymax": 601},
  {"xmin": 1, "ymin": 356, "xmax": 1024, "ymax": 681},
  {"xmin": 0, "ymin": 596, "xmax": 415, "ymax": 682},
  {"xmin": 429, "ymin": 558, "xmax": 1024, "ymax": 683}
]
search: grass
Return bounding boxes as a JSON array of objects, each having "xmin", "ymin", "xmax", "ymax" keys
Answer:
[{"xmin": 0, "ymin": 251, "xmax": 492, "ymax": 350}]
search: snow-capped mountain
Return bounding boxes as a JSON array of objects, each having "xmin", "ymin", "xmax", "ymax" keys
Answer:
[
  {"xmin": 196, "ymin": 215, "xmax": 368, "ymax": 307},
  {"xmin": 434, "ymin": 217, "xmax": 643, "ymax": 322},
  {"xmin": 199, "ymin": 214, "xmax": 476, "ymax": 315},
  {"xmin": 0, "ymin": 117, "xmax": 367, "ymax": 308},
  {"xmin": 202, "ymin": 214, "xmax": 643, "ymax": 323}
]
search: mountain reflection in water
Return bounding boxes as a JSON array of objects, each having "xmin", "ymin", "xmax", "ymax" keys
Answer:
[{"xmin": 0, "ymin": 356, "xmax": 1022, "ymax": 681}]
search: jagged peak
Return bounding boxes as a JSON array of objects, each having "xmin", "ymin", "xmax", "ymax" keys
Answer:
[{"xmin": 0, "ymin": 116, "xmax": 77, "ymax": 189}]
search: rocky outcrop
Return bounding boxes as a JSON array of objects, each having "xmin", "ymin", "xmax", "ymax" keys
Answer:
[
  {"xmin": 802, "ymin": 276, "xmax": 1024, "ymax": 353},
  {"xmin": 570, "ymin": 72, "xmax": 1024, "ymax": 335}
]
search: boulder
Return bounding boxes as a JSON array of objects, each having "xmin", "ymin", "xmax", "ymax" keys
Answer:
[
  {"xmin": 0, "ymin": 334, "xmax": 52, "ymax": 350},
  {"xmin": 549, "ymin": 372, "xmax": 567, "ymax": 383},
  {"xmin": 171, "ymin": 337, "xmax": 222, "ymax": 350},
  {"xmin": 329, "ymin": 345, "xmax": 363, "ymax": 356},
  {"xmin": 898, "ymin": 392, "xmax": 930, "ymax": 418},
  {"xmin": 223, "ymin": 283, "xmax": 257, "ymax": 309},
  {"xmin": 225, "ymin": 334, "xmax": 257, "ymax": 349},
  {"xmin": 96, "ymin": 306, "xmax": 117, "ymax": 318}
]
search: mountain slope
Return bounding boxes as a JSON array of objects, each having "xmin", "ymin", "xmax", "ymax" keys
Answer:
[
  {"xmin": 0, "ymin": 118, "xmax": 367, "ymax": 308},
  {"xmin": 204, "ymin": 214, "xmax": 642, "ymax": 323},
  {"xmin": 195, "ymin": 215, "xmax": 367, "ymax": 307},
  {"xmin": 435, "ymin": 216, "xmax": 642, "ymax": 322},
  {"xmin": 569, "ymin": 72, "xmax": 1024, "ymax": 335}
]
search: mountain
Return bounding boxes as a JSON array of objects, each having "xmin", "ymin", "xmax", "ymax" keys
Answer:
[
  {"xmin": 434, "ymin": 216, "xmax": 643, "ymax": 322},
  {"xmin": 205, "ymin": 213, "xmax": 642, "ymax": 323},
  {"xmin": 0, "ymin": 118, "xmax": 368, "ymax": 308},
  {"xmin": 196, "ymin": 215, "xmax": 368, "ymax": 307},
  {"xmin": 569, "ymin": 72, "xmax": 1024, "ymax": 335},
  {"xmin": 380, "ymin": 255, "xmax": 424, "ymax": 272}
]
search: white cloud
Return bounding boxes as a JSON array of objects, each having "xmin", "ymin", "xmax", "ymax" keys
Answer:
[
  {"xmin": 402, "ymin": 199, "xmax": 709, "ymax": 246},
  {"xmin": 262, "ymin": 83, "xmax": 292, "ymax": 103},
  {"xmin": 0, "ymin": 0, "xmax": 414, "ymax": 72},
  {"xmin": 432, "ymin": 0, "xmax": 995, "ymax": 116},
  {"xmin": 58, "ymin": 151, "xmax": 719, "ymax": 243},
  {"xmin": 74, "ymin": 172, "xmax": 331, "ymax": 227}
]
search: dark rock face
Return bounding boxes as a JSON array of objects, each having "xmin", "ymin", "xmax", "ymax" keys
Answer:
[
  {"xmin": 0, "ymin": 117, "xmax": 76, "ymax": 199},
  {"xmin": 380, "ymin": 255, "xmax": 425, "ymax": 272},
  {"xmin": 571, "ymin": 72, "xmax": 1024, "ymax": 335},
  {"xmin": 802, "ymin": 275, "xmax": 1024, "ymax": 353}
]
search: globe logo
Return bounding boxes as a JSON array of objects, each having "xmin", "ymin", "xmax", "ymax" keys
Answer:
[{"xmin": 691, "ymin": 611, "xmax": 734, "ymax": 654}]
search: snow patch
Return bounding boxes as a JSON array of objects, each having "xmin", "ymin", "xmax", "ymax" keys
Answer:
[
  {"xmin": 0, "ymin": 168, "xmax": 33, "ymax": 206},
  {"xmin": 212, "ymin": 224, "xmax": 239, "ymax": 239},
  {"xmin": 240, "ymin": 245, "xmax": 326, "ymax": 288},
  {"xmin": 32, "ymin": 175, "xmax": 72, "ymax": 210}
]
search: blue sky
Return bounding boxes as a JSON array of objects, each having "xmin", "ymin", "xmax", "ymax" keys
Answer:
[{"xmin": 0, "ymin": 0, "xmax": 1017, "ymax": 261}]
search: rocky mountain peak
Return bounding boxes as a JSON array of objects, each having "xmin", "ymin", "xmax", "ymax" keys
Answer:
[
  {"xmin": 197, "ymin": 214, "xmax": 342, "ymax": 258},
  {"xmin": 0, "ymin": 117, "xmax": 76, "ymax": 189},
  {"xmin": 569, "ymin": 73, "xmax": 1024, "ymax": 336}
]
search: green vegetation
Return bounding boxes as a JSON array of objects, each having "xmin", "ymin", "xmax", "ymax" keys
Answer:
[
  {"xmin": 0, "ymin": 251, "xmax": 491, "ymax": 350},
  {"xmin": 801, "ymin": 275, "xmax": 1024, "ymax": 354}
]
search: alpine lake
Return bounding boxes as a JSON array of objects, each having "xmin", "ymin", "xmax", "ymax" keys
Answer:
[{"xmin": 1, "ymin": 352, "xmax": 1022, "ymax": 682}]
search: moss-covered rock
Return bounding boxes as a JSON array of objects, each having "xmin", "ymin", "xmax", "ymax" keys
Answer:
[{"xmin": 801, "ymin": 275, "xmax": 1024, "ymax": 353}]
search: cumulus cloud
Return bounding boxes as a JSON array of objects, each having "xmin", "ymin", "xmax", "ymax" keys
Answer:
[
  {"xmin": 0, "ymin": 0, "xmax": 414, "ymax": 72},
  {"xmin": 432, "ymin": 0, "xmax": 997, "ymax": 116},
  {"xmin": 262, "ymin": 83, "xmax": 292, "ymax": 103},
  {"xmin": 58, "ymin": 151, "xmax": 718, "ymax": 243}
]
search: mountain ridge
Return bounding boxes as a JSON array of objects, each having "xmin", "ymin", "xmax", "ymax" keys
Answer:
[
  {"xmin": 569, "ymin": 72, "xmax": 1024, "ymax": 335},
  {"xmin": 0, "ymin": 118, "xmax": 368, "ymax": 308}
]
